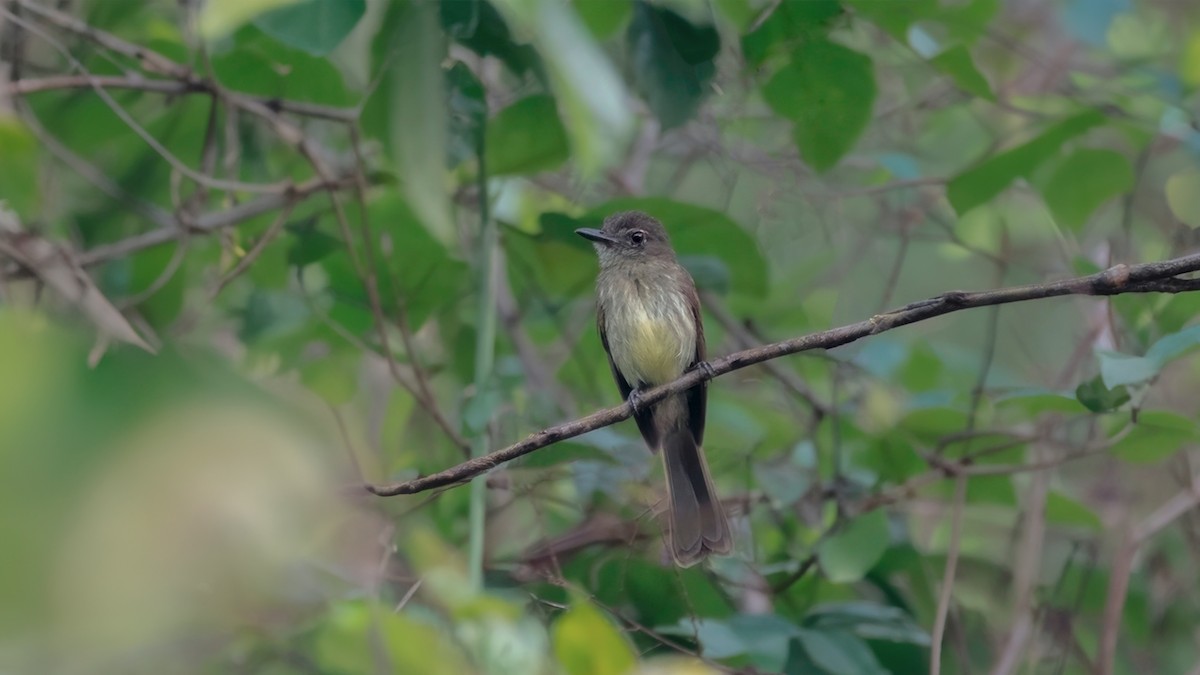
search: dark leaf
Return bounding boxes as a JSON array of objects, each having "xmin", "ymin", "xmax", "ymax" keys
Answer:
[{"xmin": 626, "ymin": 2, "xmax": 720, "ymax": 128}]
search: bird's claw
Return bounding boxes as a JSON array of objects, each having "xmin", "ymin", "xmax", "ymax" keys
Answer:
[
  {"xmin": 627, "ymin": 388, "xmax": 645, "ymax": 415},
  {"xmin": 692, "ymin": 360, "xmax": 717, "ymax": 380}
]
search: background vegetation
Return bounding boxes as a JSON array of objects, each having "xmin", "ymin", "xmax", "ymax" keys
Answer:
[{"xmin": 2, "ymin": 0, "xmax": 1200, "ymax": 673}]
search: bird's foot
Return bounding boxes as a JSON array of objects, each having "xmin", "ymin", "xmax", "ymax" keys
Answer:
[
  {"xmin": 627, "ymin": 388, "xmax": 646, "ymax": 415},
  {"xmin": 691, "ymin": 360, "xmax": 717, "ymax": 380}
]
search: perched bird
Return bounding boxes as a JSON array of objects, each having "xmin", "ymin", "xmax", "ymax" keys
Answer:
[{"xmin": 577, "ymin": 211, "xmax": 732, "ymax": 566}]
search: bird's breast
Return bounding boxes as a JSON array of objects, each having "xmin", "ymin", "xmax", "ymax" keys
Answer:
[{"xmin": 601, "ymin": 277, "xmax": 695, "ymax": 387}]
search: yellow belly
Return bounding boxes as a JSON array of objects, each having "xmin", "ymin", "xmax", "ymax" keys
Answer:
[{"xmin": 607, "ymin": 296, "xmax": 694, "ymax": 387}]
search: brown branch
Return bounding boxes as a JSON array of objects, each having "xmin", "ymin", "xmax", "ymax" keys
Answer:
[{"xmin": 366, "ymin": 253, "xmax": 1200, "ymax": 496}]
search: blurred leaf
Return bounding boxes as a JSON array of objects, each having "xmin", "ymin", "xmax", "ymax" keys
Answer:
[
  {"xmin": 315, "ymin": 600, "xmax": 475, "ymax": 675},
  {"xmin": 441, "ymin": 0, "xmax": 540, "ymax": 76},
  {"xmin": 680, "ymin": 255, "xmax": 732, "ymax": 294},
  {"xmin": 300, "ymin": 352, "xmax": 359, "ymax": 405},
  {"xmin": 583, "ymin": 198, "xmax": 768, "ymax": 296},
  {"xmin": 553, "ymin": 598, "xmax": 636, "ymax": 675},
  {"xmin": 285, "ymin": 218, "xmax": 341, "ymax": 267},
  {"xmin": 486, "ymin": 95, "xmax": 570, "ymax": 175},
  {"xmin": 817, "ymin": 510, "xmax": 889, "ymax": 583},
  {"xmin": 375, "ymin": 195, "xmax": 469, "ymax": 329},
  {"xmin": 1045, "ymin": 490, "xmax": 1102, "ymax": 531},
  {"xmin": 844, "ymin": 0, "xmax": 935, "ymax": 40},
  {"xmin": 390, "ymin": 1, "xmax": 455, "ymax": 245},
  {"xmin": 0, "ymin": 117, "xmax": 39, "ymax": 219},
  {"xmin": 129, "ymin": 244, "xmax": 188, "ymax": 330},
  {"xmin": 575, "ymin": 0, "xmax": 632, "ymax": 38},
  {"xmin": 1166, "ymin": 170, "xmax": 1200, "ymax": 228},
  {"xmin": 663, "ymin": 614, "xmax": 797, "ymax": 672},
  {"xmin": 804, "ymin": 602, "xmax": 930, "ymax": 646},
  {"xmin": 947, "ymin": 109, "xmax": 1107, "ymax": 215},
  {"xmin": 742, "ymin": 0, "xmax": 842, "ymax": 66},
  {"xmin": 1097, "ymin": 324, "xmax": 1200, "ymax": 388},
  {"xmin": 1040, "ymin": 148, "xmax": 1133, "ymax": 230},
  {"xmin": 763, "ymin": 39, "xmax": 877, "ymax": 171},
  {"xmin": 929, "ymin": 45, "xmax": 994, "ymax": 100},
  {"xmin": 211, "ymin": 25, "xmax": 354, "ymax": 105},
  {"xmin": 626, "ymin": 2, "xmax": 720, "ymax": 129},
  {"xmin": 794, "ymin": 628, "xmax": 888, "ymax": 674},
  {"xmin": 253, "ymin": 0, "xmax": 365, "ymax": 55},
  {"xmin": 200, "ymin": 0, "xmax": 297, "ymax": 39},
  {"xmin": 1075, "ymin": 376, "xmax": 1131, "ymax": 412},
  {"xmin": 493, "ymin": 0, "xmax": 634, "ymax": 173},
  {"xmin": 1111, "ymin": 411, "xmax": 1198, "ymax": 463}
]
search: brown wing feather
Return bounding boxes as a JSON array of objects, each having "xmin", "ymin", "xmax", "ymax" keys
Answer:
[
  {"xmin": 598, "ymin": 305, "xmax": 660, "ymax": 450},
  {"xmin": 682, "ymin": 278, "xmax": 707, "ymax": 447}
]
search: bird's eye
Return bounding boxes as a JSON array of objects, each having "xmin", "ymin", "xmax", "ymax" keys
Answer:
[{"xmin": 630, "ymin": 230, "xmax": 646, "ymax": 245}]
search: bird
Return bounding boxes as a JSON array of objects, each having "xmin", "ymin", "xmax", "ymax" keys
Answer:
[{"xmin": 576, "ymin": 210, "xmax": 732, "ymax": 566}]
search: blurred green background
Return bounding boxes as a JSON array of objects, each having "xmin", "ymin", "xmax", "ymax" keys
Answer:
[{"xmin": 3, "ymin": 0, "xmax": 1200, "ymax": 673}]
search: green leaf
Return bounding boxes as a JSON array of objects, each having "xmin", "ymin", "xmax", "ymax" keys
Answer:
[
  {"xmin": 817, "ymin": 510, "xmax": 889, "ymax": 583},
  {"xmin": 1166, "ymin": 170, "xmax": 1200, "ymax": 228},
  {"xmin": 493, "ymin": 0, "xmax": 633, "ymax": 174},
  {"xmin": 552, "ymin": 598, "xmax": 635, "ymax": 675},
  {"xmin": 0, "ymin": 117, "xmax": 39, "ymax": 219},
  {"xmin": 389, "ymin": 2, "xmax": 455, "ymax": 245},
  {"xmin": 575, "ymin": 0, "xmax": 632, "ymax": 38},
  {"xmin": 314, "ymin": 600, "xmax": 474, "ymax": 675},
  {"xmin": 1040, "ymin": 149, "xmax": 1134, "ymax": 230},
  {"xmin": 929, "ymin": 45, "xmax": 994, "ymax": 100},
  {"xmin": 946, "ymin": 108, "xmax": 1107, "ymax": 215},
  {"xmin": 742, "ymin": 0, "xmax": 842, "ymax": 66},
  {"xmin": 1111, "ymin": 411, "xmax": 1198, "ymax": 463},
  {"xmin": 300, "ymin": 352, "xmax": 359, "ymax": 405},
  {"xmin": 1098, "ymin": 324, "xmax": 1200, "ymax": 388},
  {"xmin": 661, "ymin": 614, "xmax": 798, "ymax": 672},
  {"xmin": 794, "ymin": 628, "xmax": 888, "ymax": 675},
  {"xmin": 285, "ymin": 218, "xmax": 341, "ymax": 268},
  {"xmin": 253, "ymin": 0, "xmax": 366, "ymax": 55},
  {"xmin": 486, "ymin": 95, "xmax": 570, "ymax": 175},
  {"xmin": 626, "ymin": 2, "xmax": 720, "ymax": 129},
  {"xmin": 804, "ymin": 602, "xmax": 930, "ymax": 646},
  {"xmin": 844, "ymin": 0, "xmax": 936, "ymax": 41},
  {"xmin": 1075, "ymin": 376, "xmax": 1131, "ymax": 413},
  {"xmin": 199, "ymin": 0, "xmax": 298, "ymax": 39},
  {"xmin": 1097, "ymin": 351, "xmax": 1160, "ymax": 389},
  {"xmin": 211, "ymin": 25, "xmax": 354, "ymax": 105},
  {"xmin": 583, "ymin": 198, "xmax": 769, "ymax": 296},
  {"xmin": 762, "ymin": 39, "xmax": 877, "ymax": 171},
  {"xmin": 441, "ymin": 0, "xmax": 540, "ymax": 76},
  {"xmin": 1045, "ymin": 490, "xmax": 1102, "ymax": 531}
]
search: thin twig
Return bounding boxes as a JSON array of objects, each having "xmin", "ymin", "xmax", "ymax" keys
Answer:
[{"xmin": 930, "ymin": 474, "xmax": 967, "ymax": 675}]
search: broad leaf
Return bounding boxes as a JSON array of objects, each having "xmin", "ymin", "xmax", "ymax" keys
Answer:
[
  {"xmin": 817, "ymin": 510, "xmax": 890, "ymax": 583},
  {"xmin": 763, "ymin": 39, "xmax": 877, "ymax": 171},
  {"xmin": 253, "ymin": 0, "xmax": 366, "ymax": 55},
  {"xmin": 626, "ymin": 2, "xmax": 720, "ymax": 129},
  {"xmin": 1040, "ymin": 148, "xmax": 1134, "ymax": 231},
  {"xmin": 947, "ymin": 109, "xmax": 1107, "ymax": 215},
  {"xmin": 553, "ymin": 599, "xmax": 636, "ymax": 675},
  {"xmin": 486, "ymin": 95, "xmax": 570, "ymax": 175}
]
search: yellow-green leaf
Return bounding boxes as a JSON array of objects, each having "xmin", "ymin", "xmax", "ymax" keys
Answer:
[{"xmin": 553, "ymin": 598, "xmax": 636, "ymax": 675}]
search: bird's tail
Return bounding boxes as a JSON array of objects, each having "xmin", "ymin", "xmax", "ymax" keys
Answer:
[{"xmin": 662, "ymin": 429, "xmax": 732, "ymax": 566}]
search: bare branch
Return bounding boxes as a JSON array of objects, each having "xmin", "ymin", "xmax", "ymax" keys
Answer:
[{"xmin": 367, "ymin": 253, "xmax": 1200, "ymax": 496}]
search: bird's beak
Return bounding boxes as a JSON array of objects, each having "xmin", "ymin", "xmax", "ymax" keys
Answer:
[{"xmin": 575, "ymin": 228, "xmax": 618, "ymax": 246}]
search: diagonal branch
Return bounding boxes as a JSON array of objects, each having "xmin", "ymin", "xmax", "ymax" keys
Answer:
[{"xmin": 367, "ymin": 253, "xmax": 1200, "ymax": 496}]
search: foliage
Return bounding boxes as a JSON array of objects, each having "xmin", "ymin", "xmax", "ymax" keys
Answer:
[{"xmin": 2, "ymin": 0, "xmax": 1200, "ymax": 673}]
